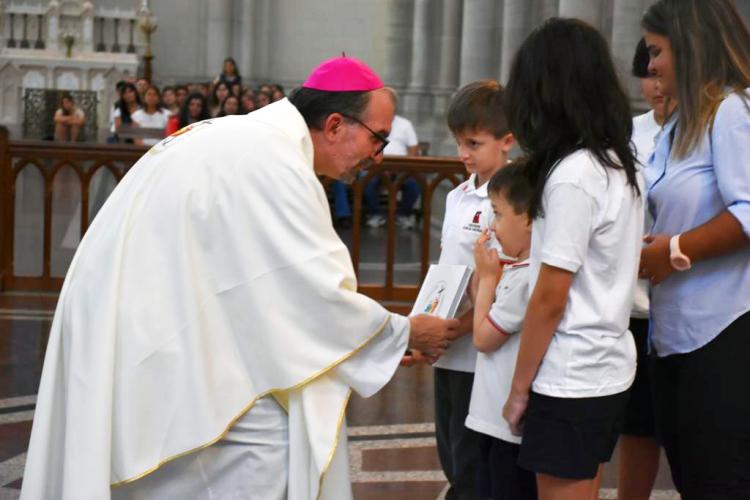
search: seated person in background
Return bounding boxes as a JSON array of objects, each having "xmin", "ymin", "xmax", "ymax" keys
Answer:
[
  {"xmin": 215, "ymin": 57, "xmax": 242, "ymax": 89},
  {"xmin": 54, "ymin": 92, "xmax": 86, "ymax": 142},
  {"xmin": 242, "ymin": 89, "xmax": 257, "ymax": 113},
  {"xmin": 113, "ymin": 82, "xmax": 143, "ymax": 144},
  {"xmin": 131, "ymin": 85, "xmax": 170, "ymax": 146},
  {"xmin": 161, "ymin": 86, "xmax": 180, "ymax": 116},
  {"xmin": 165, "ymin": 92, "xmax": 211, "ymax": 136},
  {"xmin": 217, "ymin": 95, "xmax": 245, "ymax": 117},
  {"xmin": 365, "ymin": 87, "xmax": 421, "ymax": 229},
  {"xmin": 256, "ymin": 90, "xmax": 272, "ymax": 108},
  {"xmin": 210, "ymin": 81, "xmax": 232, "ymax": 117},
  {"xmin": 271, "ymin": 84, "xmax": 286, "ymax": 102},
  {"xmin": 175, "ymin": 85, "xmax": 188, "ymax": 109}
]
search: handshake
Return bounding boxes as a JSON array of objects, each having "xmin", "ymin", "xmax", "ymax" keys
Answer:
[{"xmin": 403, "ymin": 314, "xmax": 463, "ymax": 366}]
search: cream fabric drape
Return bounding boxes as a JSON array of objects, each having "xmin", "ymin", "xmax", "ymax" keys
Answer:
[{"xmin": 22, "ymin": 100, "xmax": 408, "ymax": 500}]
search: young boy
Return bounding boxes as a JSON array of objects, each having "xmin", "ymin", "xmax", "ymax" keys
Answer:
[
  {"xmin": 430, "ymin": 80, "xmax": 515, "ymax": 499},
  {"xmin": 467, "ymin": 162, "xmax": 537, "ymax": 500}
]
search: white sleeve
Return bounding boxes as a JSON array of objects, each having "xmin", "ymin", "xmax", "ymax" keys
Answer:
[
  {"xmin": 332, "ymin": 313, "xmax": 409, "ymax": 398},
  {"xmin": 487, "ymin": 271, "xmax": 529, "ymax": 335},
  {"xmin": 538, "ymin": 183, "xmax": 596, "ymax": 273},
  {"xmin": 405, "ymin": 120, "xmax": 418, "ymax": 147}
]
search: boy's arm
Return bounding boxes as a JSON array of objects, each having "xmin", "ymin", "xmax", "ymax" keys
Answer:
[
  {"xmin": 472, "ymin": 276, "xmax": 510, "ymax": 353},
  {"xmin": 472, "ymin": 231, "xmax": 506, "ymax": 352}
]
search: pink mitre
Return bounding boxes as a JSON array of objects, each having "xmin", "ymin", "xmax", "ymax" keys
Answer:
[{"xmin": 302, "ymin": 54, "xmax": 384, "ymax": 92}]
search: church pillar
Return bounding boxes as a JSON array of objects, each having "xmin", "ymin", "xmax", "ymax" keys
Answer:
[
  {"xmin": 46, "ymin": 0, "xmax": 59, "ymax": 52},
  {"xmin": 237, "ymin": 0, "xmax": 255, "ymax": 80},
  {"xmin": 558, "ymin": 0, "xmax": 601, "ymax": 27},
  {"xmin": 383, "ymin": 0, "xmax": 414, "ymax": 88},
  {"xmin": 205, "ymin": 0, "xmax": 232, "ymax": 78},
  {"xmin": 436, "ymin": 0, "xmax": 462, "ymax": 90},
  {"xmin": 81, "ymin": 1, "xmax": 94, "ymax": 52},
  {"xmin": 499, "ymin": 0, "xmax": 531, "ymax": 84},
  {"xmin": 611, "ymin": 0, "xmax": 647, "ymax": 103},
  {"xmin": 459, "ymin": 0, "xmax": 500, "ymax": 86}
]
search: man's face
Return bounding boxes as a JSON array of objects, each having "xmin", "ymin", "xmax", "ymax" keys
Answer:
[{"xmin": 328, "ymin": 89, "xmax": 395, "ymax": 182}]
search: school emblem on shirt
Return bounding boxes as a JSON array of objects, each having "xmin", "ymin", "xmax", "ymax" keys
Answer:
[{"xmin": 463, "ymin": 211, "xmax": 482, "ymax": 233}]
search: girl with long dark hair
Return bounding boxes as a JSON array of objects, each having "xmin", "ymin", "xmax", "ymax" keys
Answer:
[
  {"xmin": 639, "ymin": 1, "xmax": 750, "ymax": 497},
  {"xmin": 114, "ymin": 82, "xmax": 143, "ymax": 143},
  {"xmin": 165, "ymin": 92, "xmax": 211, "ymax": 136},
  {"xmin": 501, "ymin": 18, "xmax": 643, "ymax": 500}
]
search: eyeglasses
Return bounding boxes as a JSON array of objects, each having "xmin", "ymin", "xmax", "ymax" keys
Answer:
[{"xmin": 339, "ymin": 113, "xmax": 389, "ymax": 155}]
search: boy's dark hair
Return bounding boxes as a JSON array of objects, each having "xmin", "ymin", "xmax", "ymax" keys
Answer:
[
  {"xmin": 488, "ymin": 161, "xmax": 533, "ymax": 216},
  {"xmin": 631, "ymin": 38, "xmax": 651, "ymax": 78},
  {"xmin": 447, "ymin": 80, "xmax": 509, "ymax": 138},
  {"xmin": 504, "ymin": 18, "xmax": 639, "ymax": 219},
  {"xmin": 287, "ymin": 87, "xmax": 371, "ymax": 130}
]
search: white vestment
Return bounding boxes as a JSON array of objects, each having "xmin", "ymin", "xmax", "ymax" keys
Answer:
[{"xmin": 21, "ymin": 99, "xmax": 409, "ymax": 500}]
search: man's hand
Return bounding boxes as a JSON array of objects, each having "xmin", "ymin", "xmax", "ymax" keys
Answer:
[
  {"xmin": 639, "ymin": 233, "xmax": 673, "ymax": 285},
  {"xmin": 400, "ymin": 349, "xmax": 437, "ymax": 367},
  {"xmin": 408, "ymin": 314, "xmax": 460, "ymax": 358}
]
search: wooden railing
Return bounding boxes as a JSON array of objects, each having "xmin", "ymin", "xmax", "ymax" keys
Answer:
[{"xmin": 0, "ymin": 127, "xmax": 466, "ymax": 306}]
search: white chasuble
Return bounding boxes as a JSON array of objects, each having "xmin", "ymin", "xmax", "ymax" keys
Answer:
[{"xmin": 21, "ymin": 99, "xmax": 408, "ymax": 500}]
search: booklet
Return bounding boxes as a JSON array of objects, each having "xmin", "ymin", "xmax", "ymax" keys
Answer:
[{"xmin": 410, "ymin": 264, "xmax": 473, "ymax": 319}]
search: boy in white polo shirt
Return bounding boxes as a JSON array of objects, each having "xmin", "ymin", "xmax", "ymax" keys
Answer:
[
  {"xmin": 467, "ymin": 162, "xmax": 537, "ymax": 500},
  {"xmin": 428, "ymin": 80, "xmax": 515, "ymax": 499}
]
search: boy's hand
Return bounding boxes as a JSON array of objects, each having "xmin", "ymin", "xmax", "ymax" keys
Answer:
[
  {"xmin": 503, "ymin": 389, "xmax": 529, "ymax": 437},
  {"xmin": 474, "ymin": 230, "xmax": 502, "ymax": 282}
]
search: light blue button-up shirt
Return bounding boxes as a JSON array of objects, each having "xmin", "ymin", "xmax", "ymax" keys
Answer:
[{"xmin": 646, "ymin": 88, "xmax": 750, "ymax": 356}]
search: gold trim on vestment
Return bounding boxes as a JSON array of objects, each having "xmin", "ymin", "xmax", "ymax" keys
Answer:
[
  {"xmin": 316, "ymin": 389, "xmax": 352, "ymax": 500},
  {"xmin": 110, "ymin": 314, "xmax": 392, "ymax": 489}
]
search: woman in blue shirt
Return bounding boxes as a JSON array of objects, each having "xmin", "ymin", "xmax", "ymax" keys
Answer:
[{"xmin": 640, "ymin": 1, "xmax": 750, "ymax": 497}]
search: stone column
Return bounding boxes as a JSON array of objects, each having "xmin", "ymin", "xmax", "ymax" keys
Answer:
[
  {"xmin": 611, "ymin": 0, "xmax": 647, "ymax": 104},
  {"xmin": 499, "ymin": 0, "xmax": 531, "ymax": 84},
  {"xmin": 436, "ymin": 0, "xmax": 462, "ymax": 90},
  {"xmin": 0, "ymin": 1, "xmax": 5, "ymax": 48},
  {"xmin": 81, "ymin": 1, "xmax": 94, "ymax": 52},
  {"xmin": 407, "ymin": 0, "xmax": 430, "ymax": 90},
  {"xmin": 237, "ymin": 0, "xmax": 255, "ymax": 80},
  {"xmin": 383, "ymin": 0, "xmax": 414, "ymax": 88},
  {"xmin": 459, "ymin": 0, "xmax": 500, "ymax": 86},
  {"xmin": 558, "ymin": 0, "xmax": 602, "ymax": 27},
  {"xmin": 205, "ymin": 0, "xmax": 232, "ymax": 79},
  {"xmin": 46, "ymin": 0, "xmax": 59, "ymax": 52}
]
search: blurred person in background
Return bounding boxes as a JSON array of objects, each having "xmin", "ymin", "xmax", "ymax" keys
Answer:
[
  {"xmin": 165, "ymin": 92, "xmax": 211, "ymax": 135},
  {"xmin": 53, "ymin": 92, "xmax": 86, "ymax": 142},
  {"xmin": 132, "ymin": 85, "xmax": 170, "ymax": 146}
]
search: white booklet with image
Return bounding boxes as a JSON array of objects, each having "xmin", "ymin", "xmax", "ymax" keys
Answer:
[{"xmin": 410, "ymin": 264, "xmax": 473, "ymax": 319}]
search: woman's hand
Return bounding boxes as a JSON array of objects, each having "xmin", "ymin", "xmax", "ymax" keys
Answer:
[
  {"xmin": 503, "ymin": 389, "xmax": 529, "ymax": 437},
  {"xmin": 639, "ymin": 234, "xmax": 673, "ymax": 285}
]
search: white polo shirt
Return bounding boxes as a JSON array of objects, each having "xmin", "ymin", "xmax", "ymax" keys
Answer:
[
  {"xmin": 530, "ymin": 149, "xmax": 643, "ymax": 398},
  {"xmin": 631, "ymin": 110, "xmax": 661, "ymax": 319},
  {"xmin": 435, "ymin": 174, "xmax": 501, "ymax": 372},
  {"xmin": 466, "ymin": 260, "xmax": 529, "ymax": 444},
  {"xmin": 383, "ymin": 115, "xmax": 418, "ymax": 156}
]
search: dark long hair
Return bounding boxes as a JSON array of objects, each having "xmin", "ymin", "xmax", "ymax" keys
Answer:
[
  {"xmin": 504, "ymin": 17, "xmax": 639, "ymax": 219},
  {"xmin": 642, "ymin": 0, "xmax": 750, "ymax": 159},
  {"xmin": 118, "ymin": 82, "xmax": 142, "ymax": 124},
  {"xmin": 178, "ymin": 92, "xmax": 210, "ymax": 128}
]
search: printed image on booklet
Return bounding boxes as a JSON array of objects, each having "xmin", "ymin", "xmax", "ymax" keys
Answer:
[{"xmin": 410, "ymin": 264, "xmax": 473, "ymax": 319}]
